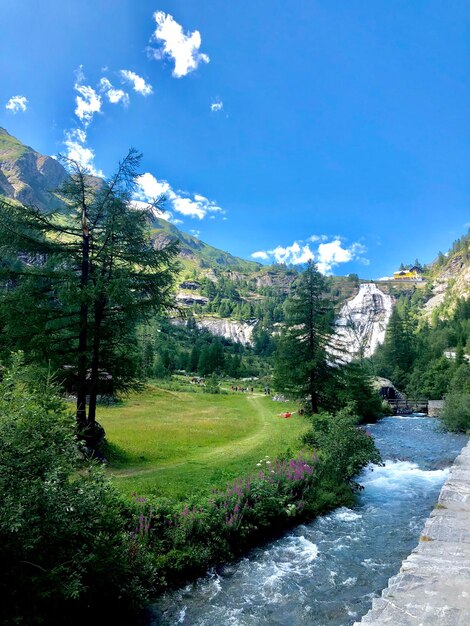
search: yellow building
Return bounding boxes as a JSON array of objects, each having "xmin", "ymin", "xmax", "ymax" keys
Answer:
[{"xmin": 393, "ymin": 266, "xmax": 424, "ymax": 281}]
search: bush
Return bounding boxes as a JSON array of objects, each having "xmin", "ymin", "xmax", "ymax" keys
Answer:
[
  {"xmin": 302, "ymin": 406, "xmax": 382, "ymax": 482},
  {"xmin": 442, "ymin": 392, "xmax": 470, "ymax": 433},
  {"xmin": 0, "ymin": 355, "xmax": 153, "ymax": 625}
]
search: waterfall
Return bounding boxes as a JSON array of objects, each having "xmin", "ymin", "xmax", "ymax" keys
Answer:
[{"xmin": 332, "ymin": 283, "xmax": 394, "ymax": 361}]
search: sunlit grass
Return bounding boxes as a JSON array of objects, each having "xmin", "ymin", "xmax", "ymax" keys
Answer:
[{"xmin": 98, "ymin": 384, "xmax": 309, "ymax": 499}]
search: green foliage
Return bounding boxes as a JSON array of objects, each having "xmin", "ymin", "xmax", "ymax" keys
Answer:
[
  {"xmin": 0, "ymin": 356, "xmax": 153, "ymax": 625},
  {"xmin": 372, "ymin": 289, "xmax": 470, "ymax": 406},
  {"xmin": 203, "ymin": 373, "xmax": 222, "ymax": 394},
  {"xmin": 442, "ymin": 392, "xmax": 470, "ymax": 433},
  {"xmin": 301, "ymin": 406, "xmax": 382, "ymax": 482},
  {"xmin": 273, "ymin": 262, "xmax": 336, "ymax": 413},
  {"xmin": 334, "ymin": 362, "xmax": 384, "ymax": 421},
  {"xmin": 0, "ymin": 150, "xmax": 180, "ymax": 436}
]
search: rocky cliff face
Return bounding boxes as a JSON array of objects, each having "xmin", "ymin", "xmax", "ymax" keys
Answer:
[
  {"xmin": 195, "ymin": 317, "xmax": 257, "ymax": 346},
  {"xmin": 0, "ymin": 127, "xmax": 67, "ymax": 210},
  {"xmin": 425, "ymin": 248, "xmax": 470, "ymax": 317},
  {"xmin": 333, "ymin": 283, "xmax": 394, "ymax": 361},
  {"xmin": 172, "ymin": 316, "xmax": 257, "ymax": 346}
]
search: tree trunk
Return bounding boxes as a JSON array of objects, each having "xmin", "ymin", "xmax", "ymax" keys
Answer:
[
  {"xmin": 76, "ymin": 215, "xmax": 89, "ymax": 433},
  {"xmin": 87, "ymin": 298, "xmax": 105, "ymax": 427}
]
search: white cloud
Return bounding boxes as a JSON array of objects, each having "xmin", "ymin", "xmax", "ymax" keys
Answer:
[
  {"xmin": 251, "ymin": 237, "xmax": 368, "ymax": 274},
  {"xmin": 211, "ymin": 99, "xmax": 223, "ymax": 112},
  {"xmin": 63, "ymin": 128, "xmax": 103, "ymax": 177},
  {"xmin": 251, "ymin": 251, "xmax": 269, "ymax": 260},
  {"xmin": 120, "ymin": 70, "xmax": 153, "ymax": 96},
  {"xmin": 99, "ymin": 77, "xmax": 129, "ymax": 106},
  {"xmin": 74, "ymin": 69, "xmax": 102, "ymax": 126},
  {"xmin": 189, "ymin": 229, "xmax": 201, "ymax": 238},
  {"xmin": 149, "ymin": 11, "xmax": 210, "ymax": 78},
  {"xmin": 270, "ymin": 242, "xmax": 315, "ymax": 265},
  {"xmin": 135, "ymin": 172, "xmax": 225, "ymax": 221},
  {"xmin": 135, "ymin": 172, "xmax": 171, "ymax": 199},
  {"xmin": 5, "ymin": 95, "xmax": 28, "ymax": 113},
  {"xmin": 316, "ymin": 240, "xmax": 352, "ymax": 274}
]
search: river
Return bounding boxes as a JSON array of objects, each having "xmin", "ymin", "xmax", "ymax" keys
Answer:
[{"xmin": 152, "ymin": 416, "xmax": 467, "ymax": 626}]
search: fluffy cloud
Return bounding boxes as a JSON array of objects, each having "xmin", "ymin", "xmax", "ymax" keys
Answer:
[
  {"xmin": 99, "ymin": 78, "xmax": 129, "ymax": 105},
  {"xmin": 149, "ymin": 11, "xmax": 210, "ymax": 78},
  {"xmin": 135, "ymin": 172, "xmax": 225, "ymax": 222},
  {"xmin": 211, "ymin": 100, "xmax": 223, "ymax": 112},
  {"xmin": 74, "ymin": 68, "xmax": 102, "ymax": 126},
  {"xmin": 5, "ymin": 95, "xmax": 28, "ymax": 113},
  {"xmin": 63, "ymin": 129, "xmax": 103, "ymax": 177},
  {"xmin": 119, "ymin": 70, "xmax": 153, "ymax": 96},
  {"xmin": 270, "ymin": 243, "xmax": 315, "ymax": 265},
  {"xmin": 251, "ymin": 237, "xmax": 368, "ymax": 274}
]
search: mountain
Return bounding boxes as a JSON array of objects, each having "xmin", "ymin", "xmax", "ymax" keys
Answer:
[
  {"xmin": 0, "ymin": 127, "xmax": 67, "ymax": 211},
  {"xmin": 150, "ymin": 216, "xmax": 262, "ymax": 274},
  {"xmin": 0, "ymin": 127, "xmax": 299, "ymax": 318}
]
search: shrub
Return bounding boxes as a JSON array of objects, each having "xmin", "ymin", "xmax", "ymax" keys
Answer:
[
  {"xmin": 301, "ymin": 405, "xmax": 382, "ymax": 482},
  {"xmin": 0, "ymin": 355, "xmax": 153, "ymax": 625},
  {"xmin": 442, "ymin": 392, "xmax": 470, "ymax": 433}
]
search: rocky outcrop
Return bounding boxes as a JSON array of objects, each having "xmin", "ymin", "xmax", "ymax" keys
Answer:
[
  {"xmin": 425, "ymin": 256, "xmax": 470, "ymax": 317},
  {"xmin": 196, "ymin": 317, "xmax": 257, "ymax": 346},
  {"xmin": 172, "ymin": 316, "xmax": 257, "ymax": 346},
  {"xmin": 332, "ymin": 283, "xmax": 394, "ymax": 361},
  {"xmin": 356, "ymin": 441, "xmax": 470, "ymax": 625},
  {"xmin": 253, "ymin": 268, "xmax": 297, "ymax": 291},
  {"xmin": 175, "ymin": 293, "xmax": 209, "ymax": 306}
]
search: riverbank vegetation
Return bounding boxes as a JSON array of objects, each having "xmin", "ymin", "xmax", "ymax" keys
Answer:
[{"xmin": 0, "ymin": 358, "xmax": 380, "ymax": 624}]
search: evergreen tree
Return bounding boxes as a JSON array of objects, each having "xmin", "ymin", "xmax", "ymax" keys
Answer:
[
  {"xmin": 273, "ymin": 262, "xmax": 335, "ymax": 413},
  {"xmin": 0, "ymin": 150, "xmax": 179, "ymax": 441}
]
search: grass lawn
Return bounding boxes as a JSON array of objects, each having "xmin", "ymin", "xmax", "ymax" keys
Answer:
[{"xmin": 98, "ymin": 384, "xmax": 309, "ymax": 500}]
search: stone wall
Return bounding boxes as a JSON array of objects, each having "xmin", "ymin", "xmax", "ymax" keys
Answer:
[{"xmin": 355, "ymin": 441, "xmax": 470, "ymax": 625}]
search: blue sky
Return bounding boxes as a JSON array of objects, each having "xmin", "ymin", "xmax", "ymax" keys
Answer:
[{"xmin": 1, "ymin": 0, "xmax": 469, "ymax": 277}]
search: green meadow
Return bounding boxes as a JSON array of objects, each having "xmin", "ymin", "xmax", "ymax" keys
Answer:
[{"xmin": 98, "ymin": 383, "xmax": 309, "ymax": 499}]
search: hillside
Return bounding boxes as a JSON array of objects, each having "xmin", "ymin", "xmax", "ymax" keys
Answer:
[{"xmin": 424, "ymin": 231, "xmax": 470, "ymax": 318}]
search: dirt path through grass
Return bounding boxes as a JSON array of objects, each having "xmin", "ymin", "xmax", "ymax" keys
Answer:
[{"xmin": 99, "ymin": 387, "xmax": 309, "ymax": 498}]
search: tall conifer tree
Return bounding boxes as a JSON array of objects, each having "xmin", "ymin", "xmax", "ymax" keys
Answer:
[{"xmin": 273, "ymin": 261, "xmax": 335, "ymax": 413}]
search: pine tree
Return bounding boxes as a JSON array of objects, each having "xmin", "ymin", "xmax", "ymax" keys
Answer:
[
  {"xmin": 273, "ymin": 261, "xmax": 335, "ymax": 413},
  {"xmin": 0, "ymin": 150, "xmax": 179, "ymax": 441}
]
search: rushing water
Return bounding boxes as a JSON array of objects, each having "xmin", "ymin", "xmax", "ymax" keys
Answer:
[{"xmin": 153, "ymin": 416, "xmax": 467, "ymax": 626}]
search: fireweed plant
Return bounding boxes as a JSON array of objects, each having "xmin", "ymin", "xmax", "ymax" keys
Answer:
[{"xmin": 128, "ymin": 424, "xmax": 379, "ymax": 593}]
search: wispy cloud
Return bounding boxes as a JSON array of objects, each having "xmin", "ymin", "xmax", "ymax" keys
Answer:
[
  {"xmin": 5, "ymin": 95, "xmax": 28, "ymax": 113},
  {"xmin": 63, "ymin": 128, "xmax": 103, "ymax": 177},
  {"xmin": 211, "ymin": 99, "xmax": 223, "ymax": 112},
  {"xmin": 148, "ymin": 11, "xmax": 210, "ymax": 78},
  {"xmin": 135, "ymin": 172, "xmax": 225, "ymax": 222},
  {"xmin": 99, "ymin": 77, "xmax": 129, "ymax": 105},
  {"xmin": 119, "ymin": 70, "xmax": 153, "ymax": 96},
  {"xmin": 251, "ymin": 236, "xmax": 368, "ymax": 274}
]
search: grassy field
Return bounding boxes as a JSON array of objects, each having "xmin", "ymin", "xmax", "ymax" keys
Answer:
[{"xmin": 98, "ymin": 384, "xmax": 309, "ymax": 499}]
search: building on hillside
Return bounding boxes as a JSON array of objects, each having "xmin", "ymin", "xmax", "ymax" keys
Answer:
[{"xmin": 393, "ymin": 266, "xmax": 424, "ymax": 281}]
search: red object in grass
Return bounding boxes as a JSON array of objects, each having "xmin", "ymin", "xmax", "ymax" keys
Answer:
[{"xmin": 282, "ymin": 412, "xmax": 292, "ymax": 418}]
